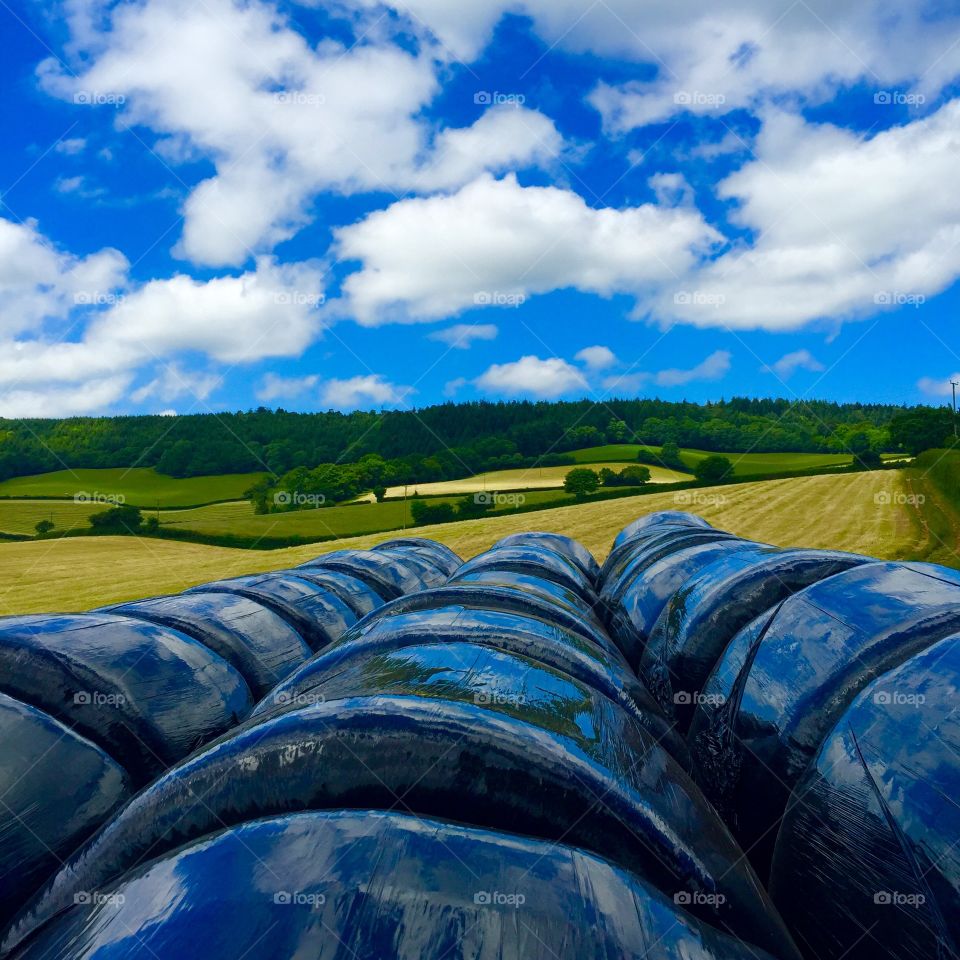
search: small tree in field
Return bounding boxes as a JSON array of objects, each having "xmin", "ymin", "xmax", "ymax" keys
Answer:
[
  {"xmin": 372, "ymin": 485, "xmax": 387, "ymax": 503},
  {"xmin": 89, "ymin": 504, "xmax": 143, "ymax": 533},
  {"xmin": 35, "ymin": 519, "xmax": 54, "ymax": 536},
  {"xmin": 619, "ymin": 465, "xmax": 651, "ymax": 486},
  {"xmin": 564, "ymin": 468, "xmax": 600, "ymax": 499},
  {"xmin": 694, "ymin": 455, "xmax": 733, "ymax": 484}
]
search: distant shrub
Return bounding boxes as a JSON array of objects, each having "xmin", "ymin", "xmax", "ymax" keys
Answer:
[
  {"xmin": 564, "ymin": 468, "xmax": 600, "ymax": 499},
  {"xmin": 694, "ymin": 455, "xmax": 734, "ymax": 484}
]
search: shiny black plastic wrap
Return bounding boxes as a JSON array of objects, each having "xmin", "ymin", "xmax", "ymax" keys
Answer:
[
  {"xmin": 453, "ymin": 545, "xmax": 598, "ymax": 605},
  {"xmin": 639, "ymin": 548, "xmax": 869, "ymax": 727},
  {"xmin": 609, "ymin": 541, "xmax": 765, "ymax": 669},
  {"xmin": 365, "ymin": 546, "xmax": 449, "ymax": 588},
  {"xmin": 611, "ymin": 511, "xmax": 713, "ymax": 551},
  {"xmin": 769, "ymin": 634, "xmax": 960, "ymax": 960},
  {"xmin": 371, "ymin": 537, "xmax": 463, "ymax": 578},
  {"xmin": 599, "ymin": 519, "xmax": 720, "ymax": 585},
  {"xmin": 599, "ymin": 528, "xmax": 746, "ymax": 623},
  {"xmin": 0, "ymin": 613, "xmax": 252, "ymax": 784},
  {"xmin": 275, "ymin": 567, "xmax": 384, "ymax": 618},
  {"xmin": 5, "ymin": 695, "xmax": 798, "ymax": 959},
  {"xmin": 296, "ymin": 549, "xmax": 431, "ymax": 599},
  {"xmin": 352, "ymin": 584, "xmax": 621, "ymax": 659},
  {"xmin": 448, "ymin": 568, "xmax": 607, "ymax": 631},
  {"xmin": 255, "ymin": 606, "xmax": 687, "ymax": 761},
  {"xmin": 102, "ymin": 592, "xmax": 312, "ymax": 698},
  {"xmin": 0, "ymin": 693, "xmax": 130, "ymax": 927},
  {"xmin": 493, "ymin": 532, "xmax": 600, "ymax": 583},
  {"xmin": 184, "ymin": 572, "xmax": 357, "ymax": 651},
  {"xmin": 687, "ymin": 560, "xmax": 960, "ymax": 877},
  {"xmin": 9, "ymin": 811, "xmax": 779, "ymax": 960}
]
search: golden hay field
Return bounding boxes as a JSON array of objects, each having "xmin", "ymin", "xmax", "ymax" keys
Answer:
[
  {"xmin": 365, "ymin": 461, "xmax": 689, "ymax": 499},
  {"xmin": 0, "ymin": 469, "xmax": 953, "ymax": 616}
]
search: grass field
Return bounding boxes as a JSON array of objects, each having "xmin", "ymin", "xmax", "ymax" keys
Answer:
[
  {"xmin": 0, "ymin": 468, "xmax": 267, "ymax": 508},
  {"xmin": 0, "ymin": 469, "xmax": 953, "ymax": 615},
  {"xmin": 157, "ymin": 489, "xmax": 569, "ymax": 539},
  {"xmin": 0, "ymin": 500, "xmax": 105, "ymax": 536},
  {"xmin": 375, "ymin": 462, "xmax": 688, "ymax": 498},
  {"xmin": 570, "ymin": 444, "xmax": 886, "ymax": 476}
]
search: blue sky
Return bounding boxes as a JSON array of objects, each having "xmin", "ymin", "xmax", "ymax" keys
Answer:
[{"xmin": 2, "ymin": 0, "xmax": 960, "ymax": 417}]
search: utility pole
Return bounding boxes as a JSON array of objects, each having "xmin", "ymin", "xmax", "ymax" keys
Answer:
[{"xmin": 953, "ymin": 381, "xmax": 959, "ymax": 439}]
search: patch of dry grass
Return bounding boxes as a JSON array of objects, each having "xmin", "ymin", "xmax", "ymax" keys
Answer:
[{"xmin": 0, "ymin": 470, "xmax": 945, "ymax": 616}]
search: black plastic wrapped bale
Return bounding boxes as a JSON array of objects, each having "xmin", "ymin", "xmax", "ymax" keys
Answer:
[
  {"xmin": 493, "ymin": 532, "xmax": 600, "ymax": 584},
  {"xmin": 600, "ymin": 518, "xmax": 721, "ymax": 584},
  {"xmin": 9, "ymin": 810, "xmax": 780, "ymax": 960},
  {"xmin": 275, "ymin": 568, "xmax": 383, "ymax": 619},
  {"xmin": 371, "ymin": 536, "xmax": 463, "ymax": 578},
  {"xmin": 103, "ymin": 592, "xmax": 313, "ymax": 698},
  {"xmin": 769, "ymin": 634, "xmax": 960, "ymax": 960},
  {"xmin": 599, "ymin": 528, "xmax": 746, "ymax": 623},
  {"xmin": 639, "ymin": 548, "xmax": 869, "ymax": 728},
  {"xmin": 6, "ymin": 697, "xmax": 798, "ymax": 960},
  {"xmin": 448, "ymin": 568, "xmax": 607, "ymax": 631},
  {"xmin": 253, "ymin": 610, "xmax": 688, "ymax": 763},
  {"xmin": 365, "ymin": 545, "xmax": 449, "ymax": 588},
  {"xmin": 612, "ymin": 511, "xmax": 713, "ymax": 551},
  {"xmin": 0, "ymin": 693, "xmax": 130, "ymax": 928},
  {"xmin": 0, "ymin": 613, "xmax": 252, "ymax": 785},
  {"xmin": 453, "ymin": 546, "xmax": 598, "ymax": 605},
  {"xmin": 687, "ymin": 560, "xmax": 960, "ymax": 878},
  {"xmin": 184, "ymin": 573, "xmax": 356, "ymax": 652},
  {"xmin": 609, "ymin": 541, "xmax": 765, "ymax": 670},
  {"xmin": 358, "ymin": 585, "xmax": 620, "ymax": 660},
  {"xmin": 297, "ymin": 549, "xmax": 429, "ymax": 600}
]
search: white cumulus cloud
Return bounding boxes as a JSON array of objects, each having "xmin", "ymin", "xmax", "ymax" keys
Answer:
[
  {"xmin": 763, "ymin": 349, "xmax": 826, "ymax": 379},
  {"xmin": 336, "ymin": 173, "xmax": 720, "ymax": 324},
  {"xmin": 429, "ymin": 324, "xmax": 499, "ymax": 349},
  {"xmin": 575, "ymin": 345, "xmax": 617, "ymax": 370},
  {"xmin": 320, "ymin": 374, "xmax": 413, "ymax": 409},
  {"xmin": 474, "ymin": 355, "xmax": 588, "ymax": 399}
]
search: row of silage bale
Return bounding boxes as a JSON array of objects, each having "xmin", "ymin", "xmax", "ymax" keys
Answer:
[
  {"xmin": 599, "ymin": 511, "xmax": 960, "ymax": 960},
  {"xmin": 2, "ymin": 531, "xmax": 802, "ymax": 960},
  {"xmin": 0, "ymin": 538, "xmax": 453, "ymax": 932}
]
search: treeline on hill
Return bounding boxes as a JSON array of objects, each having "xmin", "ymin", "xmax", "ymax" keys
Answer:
[{"xmin": 0, "ymin": 397, "xmax": 916, "ymax": 486}]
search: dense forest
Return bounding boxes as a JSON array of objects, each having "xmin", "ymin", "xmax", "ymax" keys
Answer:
[{"xmin": 0, "ymin": 396, "xmax": 945, "ymax": 488}]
